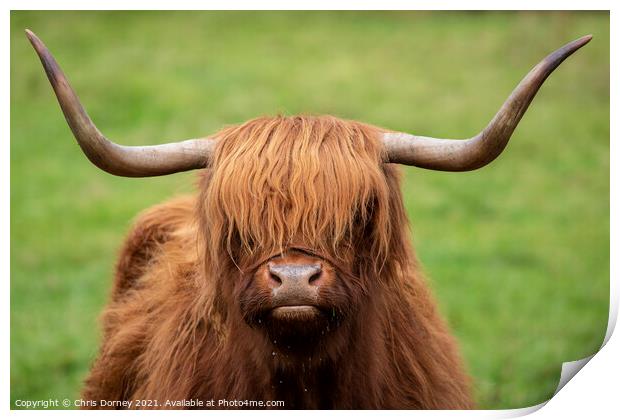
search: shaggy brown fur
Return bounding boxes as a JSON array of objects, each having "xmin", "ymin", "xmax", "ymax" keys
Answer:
[{"xmin": 82, "ymin": 115, "xmax": 473, "ymax": 409}]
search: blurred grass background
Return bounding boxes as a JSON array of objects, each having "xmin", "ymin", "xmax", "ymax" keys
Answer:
[{"xmin": 10, "ymin": 11, "xmax": 609, "ymax": 409}]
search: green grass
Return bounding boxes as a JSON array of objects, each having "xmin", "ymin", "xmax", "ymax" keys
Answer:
[{"xmin": 10, "ymin": 11, "xmax": 609, "ymax": 409}]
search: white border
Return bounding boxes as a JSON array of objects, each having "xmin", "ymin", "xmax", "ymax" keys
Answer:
[{"xmin": 3, "ymin": 2, "xmax": 616, "ymax": 418}]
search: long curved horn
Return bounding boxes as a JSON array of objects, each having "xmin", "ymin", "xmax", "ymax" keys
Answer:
[
  {"xmin": 26, "ymin": 29, "xmax": 217, "ymax": 177},
  {"xmin": 383, "ymin": 35, "xmax": 592, "ymax": 171}
]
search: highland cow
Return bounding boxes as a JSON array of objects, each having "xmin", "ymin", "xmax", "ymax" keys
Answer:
[{"xmin": 26, "ymin": 29, "xmax": 591, "ymax": 409}]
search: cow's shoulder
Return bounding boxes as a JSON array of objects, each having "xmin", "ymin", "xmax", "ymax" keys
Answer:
[{"xmin": 112, "ymin": 195, "xmax": 197, "ymax": 298}]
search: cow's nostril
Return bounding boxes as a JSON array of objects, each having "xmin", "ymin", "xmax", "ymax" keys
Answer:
[
  {"xmin": 308, "ymin": 272, "xmax": 321, "ymax": 284},
  {"xmin": 267, "ymin": 263, "xmax": 283, "ymax": 287},
  {"xmin": 270, "ymin": 272, "xmax": 282, "ymax": 286}
]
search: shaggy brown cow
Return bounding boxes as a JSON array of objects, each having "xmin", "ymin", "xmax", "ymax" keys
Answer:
[{"xmin": 26, "ymin": 30, "xmax": 590, "ymax": 409}]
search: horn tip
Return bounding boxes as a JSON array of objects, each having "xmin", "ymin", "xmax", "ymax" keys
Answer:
[
  {"xmin": 580, "ymin": 34, "xmax": 593, "ymax": 43},
  {"xmin": 24, "ymin": 28, "xmax": 36, "ymax": 41},
  {"xmin": 574, "ymin": 34, "xmax": 593, "ymax": 49},
  {"xmin": 24, "ymin": 28, "xmax": 43, "ymax": 51}
]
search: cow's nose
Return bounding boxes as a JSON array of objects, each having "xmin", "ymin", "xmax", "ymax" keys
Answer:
[{"xmin": 268, "ymin": 263, "xmax": 322, "ymax": 288}]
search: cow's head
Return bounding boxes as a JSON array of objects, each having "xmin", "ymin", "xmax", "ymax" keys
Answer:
[
  {"xmin": 26, "ymin": 29, "xmax": 591, "ymax": 354},
  {"xmin": 198, "ymin": 115, "xmax": 397, "ymax": 353}
]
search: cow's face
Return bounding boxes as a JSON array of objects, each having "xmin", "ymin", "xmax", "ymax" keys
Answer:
[{"xmin": 198, "ymin": 116, "xmax": 393, "ymax": 353}]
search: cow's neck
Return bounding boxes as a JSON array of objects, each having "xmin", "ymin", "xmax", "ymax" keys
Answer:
[
  {"xmin": 270, "ymin": 358, "xmax": 339, "ymax": 409},
  {"xmin": 265, "ymin": 305, "xmax": 384, "ymax": 409}
]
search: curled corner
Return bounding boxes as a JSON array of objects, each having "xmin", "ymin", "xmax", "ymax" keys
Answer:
[
  {"xmin": 499, "ymin": 355, "xmax": 597, "ymax": 417},
  {"xmin": 553, "ymin": 355, "xmax": 595, "ymax": 396},
  {"xmin": 489, "ymin": 356, "xmax": 602, "ymax": 418},
  {"xmin": 490, "ymin": 283, "xmax": 617, "ymax": 418},
  {"xmin": 548, "ymin": 273, "xmax": 619, "ymax": 396},
  {"xmin": 546, "ymin": 291, "xmax": 618, "ymax": 399}
]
